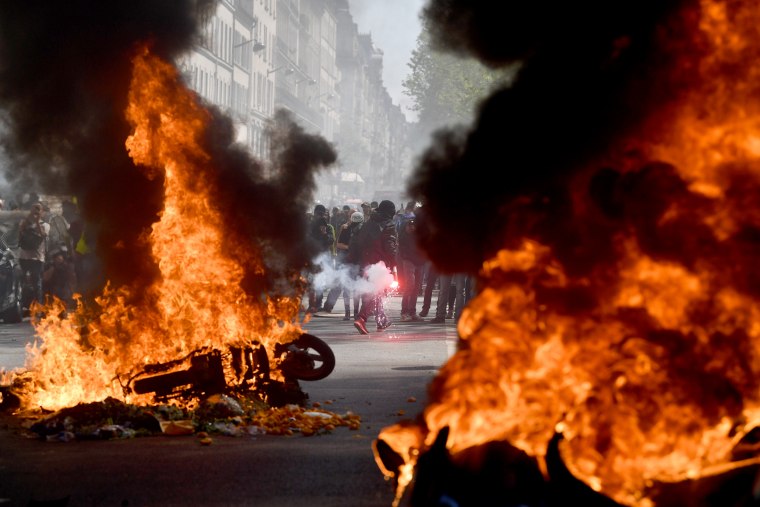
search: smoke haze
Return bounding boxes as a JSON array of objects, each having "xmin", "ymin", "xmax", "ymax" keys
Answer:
[
  {"xmin": 0, "ymin": 1, "xmax": 336, "ymax": 300},
  {"xmin": 408, "ymin": 0, "xmax": 700, "ymax": 274}
]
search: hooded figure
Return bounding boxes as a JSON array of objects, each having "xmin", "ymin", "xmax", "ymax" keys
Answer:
[{"xmin": 356, "ymin": 200, "xmax": 398, "ymax": 270}]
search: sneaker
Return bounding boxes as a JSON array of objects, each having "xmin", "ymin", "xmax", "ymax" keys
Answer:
[
  {"xmin": 446, "ymin": 312, "xmax": 454, "ymax": 319},
  {"xmin": 400, "ymin": 314, "xmax": 411, "ymax": 322},
  {"xmin": 354, "ymin": 319, "xmax": 369, "ymax": 335},
  {"xmin": 343, "ymin": 315, "xmax": 352, "ymax": 321},
  {"xmin": 410, "ymin": 314, "xmax": 424, "ymax": 322},
  {"xmin": 377, "ymin": 321, "xmax": 393, "ymax": 332},
  {"xmin": 418, "ymin": 309, "xmax": 429, "ymax": 317},
  {"xmin": 430, "ymin": 317, "xmax": 446, "ymax": 324}
]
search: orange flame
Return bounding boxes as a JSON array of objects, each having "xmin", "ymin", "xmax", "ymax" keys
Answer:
[
  {"xmin": 14, "ymin": 46, "xmax": 302, "ymax": 411},
  {"xmin": 379, "ymin": 1, "xmax": 760, "ymax": 505}
]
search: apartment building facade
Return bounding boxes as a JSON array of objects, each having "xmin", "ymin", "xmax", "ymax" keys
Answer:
[{"xmin": 178, "ymin": 0, "xmax": 410, "ymax": 203}]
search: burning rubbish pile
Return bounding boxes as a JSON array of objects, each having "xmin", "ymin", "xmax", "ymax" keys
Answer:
[
  {"xmin": 376, "ymin": 0, "xmax": 760, "ymax": 506},
  {"xmin": 0, "ymin": 1, "xmax": 343, "ymax": 434},
  {"xmin": 7, "ymin": 395, "xmax": 361, "ymax": 443}
]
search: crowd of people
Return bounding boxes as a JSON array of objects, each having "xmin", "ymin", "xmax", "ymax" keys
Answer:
[
  {"xmin": 5, "ymin": 193, "xmax": 94, "ymax": 314},
  {"xmin": 305, "ymin": 199, "xmax": 476, "ymax": 335},
  {"xmin": 5, "ymin": 192, "xmax": 475, "ymax": 331}
]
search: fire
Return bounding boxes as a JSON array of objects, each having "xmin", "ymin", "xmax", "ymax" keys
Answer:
[
  {"xmin": 14, "ymin": 46, "xmax": 303, "ymax": 411},
  {"xmin": 379, "ymin": 1, "xmax": 760, "ymax": 505}
]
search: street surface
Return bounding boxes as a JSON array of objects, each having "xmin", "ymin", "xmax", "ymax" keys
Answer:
[{"xmin": 0, "ymin": 294, "xmax": 458, "ymax": 507}]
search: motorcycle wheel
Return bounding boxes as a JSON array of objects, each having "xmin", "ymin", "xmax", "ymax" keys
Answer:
[{"xmin": 280, "ymin": 333, "xmax": 336, "ymax": 381}]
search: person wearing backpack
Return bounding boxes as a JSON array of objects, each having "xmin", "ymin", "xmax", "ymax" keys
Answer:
[{"xmin": 18, "ymin": 202, "xmax": 50, "ymax": 309}]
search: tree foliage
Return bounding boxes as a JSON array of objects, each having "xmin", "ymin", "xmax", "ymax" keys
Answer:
[{"xmin": 402, "ymin": 26, "xmax": 514, "ymax": 127}]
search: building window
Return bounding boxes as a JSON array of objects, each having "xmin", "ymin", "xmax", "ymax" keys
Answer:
[
  {"xmin": 257, "ymin": 74, "xmax": 263, "ymax": 108},
  {"xmin": 267, "ymin": 80, "xmax": 273, "ymax": 115},
  {"xmin": 263, "ymin": 26, "xmax": 268, "ymax": 62}
]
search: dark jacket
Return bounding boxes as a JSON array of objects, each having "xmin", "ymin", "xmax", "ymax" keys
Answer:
[
  {"xmin": 309, "ymin": 217, "xmax": 334, "ymax": 254},
  {"xmin": 354, "ymin": 211, "xmax": 398, "ymax": 269},
  {"xmin": 336, "ymin": 222, "xmax": 360, "ymax": 264},
  {"xmin": 398, "ymin": 221, "xmax": 425, "ymax": 266}
]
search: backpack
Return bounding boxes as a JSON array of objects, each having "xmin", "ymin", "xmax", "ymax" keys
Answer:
[
  {"xmin": 345, "ymin": 223, "xmax": 364, "ymax": 265},
  {"xmin": 19, "ymin": 227, "xmax": 44, "ymax": 251}
]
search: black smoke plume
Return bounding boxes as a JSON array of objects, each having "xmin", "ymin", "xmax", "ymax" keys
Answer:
[
  {"xmin": 0, "ymin": 1, "xmax": 335, "ymax": 300},
  {"xmin": 408, "ymin": 0, "xmax": 707, "ymax": 275},
  {"xmin": 397, "ymin": 2, "xmax": 760, "ymax": 503}
]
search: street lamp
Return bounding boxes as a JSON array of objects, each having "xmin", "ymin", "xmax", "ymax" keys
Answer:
[
  {"xmin": 267, "ymin": 65, "xmax": 294, "ymax": 76},
  {"xmin": 315, "ymin": 92, "xmax": 334, "ymax": 100},
  {"xmin": 296, "ymin": 78, "xmax": 317, "ymax": 86},
  {"xmin": 234, "ymin": 39, "xmax": 266, "ymax": 52}
]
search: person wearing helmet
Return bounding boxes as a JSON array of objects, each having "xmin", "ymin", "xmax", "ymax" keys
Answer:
[{"xmin": 328, "ymin": 210, "xmax": 364, "ymax": 320}]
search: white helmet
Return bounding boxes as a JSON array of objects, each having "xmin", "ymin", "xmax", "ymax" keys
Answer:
[{"xmin": 350, "ymin": 211, "xmax": 364, "ymax": 223}]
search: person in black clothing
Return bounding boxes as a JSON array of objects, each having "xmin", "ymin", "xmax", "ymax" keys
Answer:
[
  {"xmin": 418, "ymin": 261, "xmax": 438, "ymax": 317},
  {"xmin": 353, "ymin": 200, "xmax": 398, "ymax": 334},
  {"xmin": 430, "ymin": 273, "xmax": 466, "ymax": 323},
  {"xmin": 42, "ymin": 246, "xmax": 77, "ymax": 310},
  {"xmin": 306, "ymin": 204, "xmax": 335, "ymax": 313},
  {"xmin": 398, "ymin": 218, "xmax": 425, "ymax": 321},
  {"xmin": 327, "ymin": 210, "xmax": 364, "ymax": 320}
]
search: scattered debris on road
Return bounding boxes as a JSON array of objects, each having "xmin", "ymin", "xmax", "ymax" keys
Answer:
[{"xmin": 3, "ymin": 393, "xmax": 360, "ymax": 442}]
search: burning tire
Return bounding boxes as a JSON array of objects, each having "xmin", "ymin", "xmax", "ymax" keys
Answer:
[{"xmin": 278, "ymin": 333, "xmax": 335, "ymax": 381}]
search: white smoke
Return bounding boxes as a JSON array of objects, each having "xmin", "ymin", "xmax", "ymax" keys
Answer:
[{"xmin": 311, "ymin": 252, "xmax": 394, "ymax": 295}]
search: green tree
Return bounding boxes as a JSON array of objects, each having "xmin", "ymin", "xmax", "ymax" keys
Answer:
[{"xmin": 402, "ymin": 26, "xmax": 514, "ymax": 128}]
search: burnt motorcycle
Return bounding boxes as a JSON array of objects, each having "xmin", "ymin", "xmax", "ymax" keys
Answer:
[{"xmin": 123, "ymin": 333, "xmax": 335, "ymax": 406}]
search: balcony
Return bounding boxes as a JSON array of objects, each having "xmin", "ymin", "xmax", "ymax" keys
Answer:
[{"xmin": 275, "ymin": 85, "xmax": 323, "ymax": 132}]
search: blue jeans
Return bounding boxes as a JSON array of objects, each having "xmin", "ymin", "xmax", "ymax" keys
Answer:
[{"xmin": 358, "ymin": 292, "xmax": 389, "ymax": 328}]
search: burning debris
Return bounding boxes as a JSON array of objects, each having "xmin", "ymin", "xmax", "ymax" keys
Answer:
[
  {"xmin": 13, "ymin": 394, "xmax": 361, "ymax": 443},
  {"xmin": 380, "ymin": 0, "xmax": 760, "ymax": 506},
  {"xmin": 0, "ymin": 0, "xmax": 340, "ymax": 432}
]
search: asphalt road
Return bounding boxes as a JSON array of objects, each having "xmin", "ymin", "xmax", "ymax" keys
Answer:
[{"xmin": 0, "ymin": 295, "xmax": 458, "ymax": 507}]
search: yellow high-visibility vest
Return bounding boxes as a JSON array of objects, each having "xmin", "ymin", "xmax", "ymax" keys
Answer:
[{"xmin": 75, "ymin": 232, "xmax": 90, "ymax": 254}]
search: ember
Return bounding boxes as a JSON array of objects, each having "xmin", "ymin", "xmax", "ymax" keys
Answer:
[
  {"xmin": 378, "ymin": 0, "xmax": 760, "ymax": 506},
  {"xmin": 20, "ymin": 395, "xmax": 360, "ymax": 442}
]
